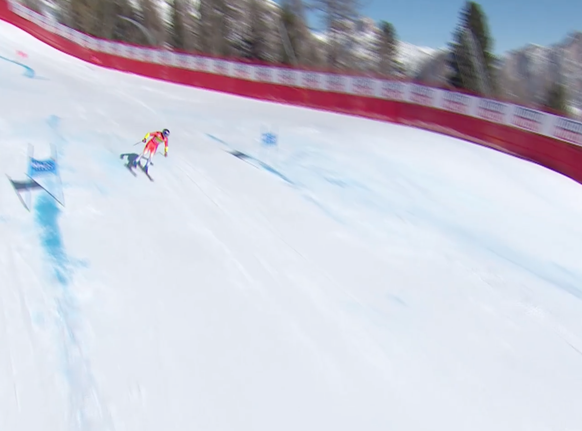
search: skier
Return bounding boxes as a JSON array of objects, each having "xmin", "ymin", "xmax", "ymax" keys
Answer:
[{"xmin": 134, "ymin": 128, "xmax": 170, "ymax": 172}]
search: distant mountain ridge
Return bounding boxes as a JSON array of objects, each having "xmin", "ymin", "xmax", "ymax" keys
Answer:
[
  {"xmin": 499, "ymin": 32, "xmax": 582, "ymax": 111},
  {"xmin": 344, "ymin": 15, "xmax": 581, "ymax": 114}
]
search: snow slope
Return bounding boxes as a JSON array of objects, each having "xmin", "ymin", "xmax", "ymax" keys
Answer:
[{"xmin": 1, "ymin": 19, "xmax": 582, "ymax": 431}]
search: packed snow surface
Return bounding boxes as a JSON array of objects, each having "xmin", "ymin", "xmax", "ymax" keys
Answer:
[{"xmin": 1, "ymin": 19, "xmax": 582, "ymax": 431}]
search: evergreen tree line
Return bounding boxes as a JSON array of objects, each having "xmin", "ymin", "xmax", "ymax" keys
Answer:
[
  {"xmin": 22, "ymin": 0, "xmax": 398, "ymax": 77},
  {"xmin": 447, "ymin": 1, "xmax": 569, "ymax": 115},
  {"xmin": 21, "ymin": 0, "xmax": 570, "ymax": 115}
]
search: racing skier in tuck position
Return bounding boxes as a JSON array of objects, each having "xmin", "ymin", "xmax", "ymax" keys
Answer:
[{"xmin": 133, "ymin": 128, "xmax": 170, "ymax": 173}]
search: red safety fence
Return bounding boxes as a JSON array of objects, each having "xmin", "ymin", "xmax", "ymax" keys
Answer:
[{"xmin": 1, "ymin": 0, "xmax": 581, "ymax": 184}]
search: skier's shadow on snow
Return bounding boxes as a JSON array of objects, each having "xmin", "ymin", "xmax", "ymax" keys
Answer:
[
  {"xmin": 120, "ymin": 153, "xmax": 139, "ymax": 166},
  {"xmin": 120, "ymin": 153, "xmax": 154, "ymax": 181}
]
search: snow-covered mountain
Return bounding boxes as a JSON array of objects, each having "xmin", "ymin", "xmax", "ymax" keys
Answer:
[
  {"xmin": 498, "ymin": 32, "xmax": 582, "ymax": 111},
  {"xmin": 310, "ymin": 16, "xmax": 441, "ymax": 76},
  {"xmin": 396, "ymin": 41, "xmax": 440, "ymax": 76},
  {"xmin": 341, "ymin": 12, "xmax": 581, "ymax": 114}
]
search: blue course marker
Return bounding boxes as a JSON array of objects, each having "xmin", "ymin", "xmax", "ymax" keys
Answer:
[{"xmin": 0, "ymin": 54, "xmax": 35, "ymax": 78}]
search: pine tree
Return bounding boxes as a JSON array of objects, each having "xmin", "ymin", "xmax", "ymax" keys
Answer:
[
  {"xmin": 448, "ymin": 1, "xmax": 496, "ymax": 95},
  {"xmin": 545, "ymin": 82, "xmax": 569, "ymax": 115},
  {"xmin": 195, "ymin": 0, "xmax": 214, "ymax": 54},
  {"xmin": 50, "ymin": 0, "xmax": 70, "ymax": 27},
  {"xmin": 279, "ymin": 3, "xmax": 295, "ymax": 64},
  {"xmin": 376, "ymin": 20, "xmax": 396, "ymax": 76},
  {"xmin": 209, "ymin": 0, "xmax": 234, "ymax": 57},
  {"xmin": 168, "ymin": 0, "xmax": 187, "ymax": 50},
  {"xmin": 193, "ymin": 0, "xmax": 232, "ymax": 56},
  {"xmin": 68, "ymin": 0, "xmax": 99, "ymax": 36},
  {"xmin": 139, "ymin": 0, "xmax": 166, "ymax": 47},
  {"xmin": 66, "ymin": 0, "xmax": 145, "ymax": 43},
  {"xmin": 111, "ymin": 0, "xmax": 146, "ymax": 45},
  {"xmin": 22, "ymin": 0, "xmax": 42, "ymax": 13},
  {"xmin": 309, "ymin": 0, "xmax": 365, "ymax": 69},
  {"xmin": 279, "ymin": 1, "xmax": 303, "ymax": 65},
  {"xmin": 282, "ymin": 0, "xmax": 321, "ymax": 66},
  {"xmin": 243, "ymin": 0, "xmax": 270, "ymax": 61}
]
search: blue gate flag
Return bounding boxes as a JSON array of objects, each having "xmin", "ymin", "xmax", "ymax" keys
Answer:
[
  {"xmin": 30, "ymin": 158, "xmax": 57, "ymax": 175},
  {"xmin": 261, "ymin": 132, "xmax": 278, "ymax": 146}
]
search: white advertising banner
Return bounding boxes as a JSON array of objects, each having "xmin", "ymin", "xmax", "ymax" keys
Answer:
[
  {"xmin": 407, "ymin": 84, "xmax": 437, "ymax": 108},
  {"xmin": 436, "ymin": 90, "xmax": 478, "ymax": 117},
  {"xmin": 15, "ymin": 3, "xmax": 26, "ymax": 17},
  {"xmin": 185, "ymin": 55, "xmax": 198, "ymax": 71},
  {"xmin": 473, "ymin": 98, "xmax": 509, "ymax": 124},
  {"xmin": 126, "ymin": 46, "xmax": 139, "ymax": 60},
  {"xmin": 96, "ymin": 39, "xmax": 107, "ymax": 54},
  {"xmin": 45, "ymin": 18, "xmax": 57, "ymax": 34},
  {"xmin": 134, "ymin": 47, "xmax": 148, "ymax": 62},
  {"xmin": 348, "ymin": 76, "xmax": 381, "ymax": 98},
  {"xmin": 548, "ymin": 116, "xmax": 582, "ymax": 147},
  {"xmin": 125, "ymin": 46, "xmax": 137, "ymax": 60},
  {"xmin": 508, "ymin": 105, "xmax": 548, "ymax": 136},
  {"xmin": 253, "ymin": 66, "xmax": 276, "ymax": 83},
  {"xmin": 162, "ymin": 50, "xmax": 175, "ymax": 65},
  {"xmin": 379, "ymin": 80, "xmax": 409, "ymax": 102},
  {"xmin": 103, "ymin": 40, "xmax": 114, "ymax": 55},
  {"xmin": 38, "ymin": 14, "xmax": 48, "ymax": 30},
  {"xmin": 112, "ymin": 42, "xmax": 125, "ymax": 56},
  {"xmin": 298, "ymin": 71, "xmax": 325, "ymax": 91},
  {"xmin": 69, "ymin": 29, "xmax": 82, "ymax": 46},
  {"xmin": 168, "ymin": 51, "xmax": 180, "ymax": 68},
  {"xmin": 147, "ymin": 49, "xmax": 158, "ymax": 63},
  {"xmin": 14, "ymin": 2, "xmax": 26, "ymax": 16},
  {"xmin": 223, "ymin": 61, "xmax": 237, "ymax": 78},
  {"xmin": 205, "ymin": 58, "xmax": 216, "ymax": 74},
  {"xmin": 174, "ymin": 53, "xmax": 188, "ymax": 69},
  {"xmin": 79, "ymin": 34, "xmax": 91, "ymax": 49},
  {"xmin": 212, "ymin": 59, "xmax": 230, "ymax": 77},
  {"xmin": 55, "ymin": 23, "xmax": 67, "ymax": 38},
  {"xmin": 150, "ymin": 48, "xmax": 163, "ymax": 64},
  {"xmin": 274, "ymin": 68, "xmax": 300, "ymax": 87},
  {"xmin": 232, "ymin": 62, "xmax": 253, "ymax": 81},
  {"xmin": 158, "ymin": 49, "xmax": 170, "ymax": 65},
  {"xmin": 196, "ymin": 56, "xmax": 211, "ymax": 73},
  {"xmin": 119, "ymin": 43, "xmax": 133, "ymax": 59},
  {"xmin": 324, "ymin": 73, "xmax": 348, "ymax": 94},
  {"xmin": 11, "ymin": 2, "xmax": 24, "ymax": 16},
  {"xmin": 29, "ymin": 9, "xmax": 40, "ymax": 26}
]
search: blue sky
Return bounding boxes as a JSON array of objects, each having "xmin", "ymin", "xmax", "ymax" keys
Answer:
[{"xmin": 282, "ymin": 0, "xmax": 582, "ymax": 55}]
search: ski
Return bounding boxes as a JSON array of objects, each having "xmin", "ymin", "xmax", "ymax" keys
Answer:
[{"xmin": 137, "ymin": 162, "xmax": 154, "ymax": 181}]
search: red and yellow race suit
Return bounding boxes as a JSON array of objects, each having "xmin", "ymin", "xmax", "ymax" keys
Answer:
[{"xmin": 142, "ymin": 131, "xmax": 168, "ymax": 157}]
